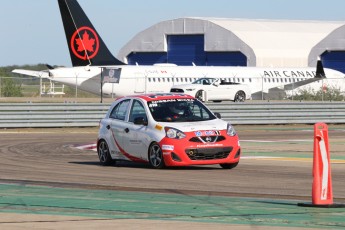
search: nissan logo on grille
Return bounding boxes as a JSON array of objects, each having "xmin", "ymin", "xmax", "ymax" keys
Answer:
[{"xmin": 205, "ymin": 136, "xmax": 212, "ymax": 142}]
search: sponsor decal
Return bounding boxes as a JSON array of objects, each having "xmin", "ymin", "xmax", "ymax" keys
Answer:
[
  {"xmin": 162, "ymin": 145, "xmax": 174, "ymax": 151},
  {"xmin": 195, "ymin": 131, "xmax": 202, "ymax": 137},
  {"xmin": 194, "ymin": 130, "xmax": 221, "ymax": 136},
  {"xmin": 129, "ymin": 140, "xmax": 142, "ymax": 145},
  {"xmin": 70, "ymin": 26, "xmax": 99, "ymax": 60},
  {"xmin": 196, "ymin": 143, "xmax": 223, "ymax": 148}
]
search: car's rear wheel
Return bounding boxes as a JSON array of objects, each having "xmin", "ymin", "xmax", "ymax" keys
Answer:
[
  {"xmin": 234, "ymin": 91, "xmax": 246, "ymax": 102},
  {"xmin": 220, "ymin": 162, "xmax": 239, "ymax": 169},
  {"xmin": 195, "ymin": 90, "xmax": 204, "ymax": 101},
  {"xmin": 148, "ymin": 142, "xmax": 165, "ymax": 169},
  {"xmin": 97, "ymin": 140, "xmax": 115, "ymax": 166}
]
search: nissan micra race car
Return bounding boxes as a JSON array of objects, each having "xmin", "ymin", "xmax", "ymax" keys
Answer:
[{"xmin": 97, "ymin": 93, "xmax": 241, "ymax": 169}]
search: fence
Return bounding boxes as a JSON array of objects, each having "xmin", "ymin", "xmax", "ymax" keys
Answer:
[
  {"xmin": 2, "ymin": 75, "xmax": 345, "ymax": 100},
  {"xmin": 1, "ymin": 101, "xmax": 345, "ymax": 128}
]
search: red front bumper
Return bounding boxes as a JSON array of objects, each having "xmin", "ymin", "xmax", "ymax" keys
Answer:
[{"xmin": 159, "ymin": 131, "xmax": 241, "ymax": 167}]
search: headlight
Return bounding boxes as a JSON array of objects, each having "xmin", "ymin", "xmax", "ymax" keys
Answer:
[
  {"xmin": 227, "ymin": 123, "xmax": 236, "ymax": 136},
  {"xmin": 165, "ymin": 127, "xmax": 186, "ymax": 139}
]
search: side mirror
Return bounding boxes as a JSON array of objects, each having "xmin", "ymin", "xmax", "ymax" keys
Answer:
[
  {"xmin": 214, "ymin": 112, "xmax": 221, "ymax": 119},
  {"xmin": 134, "ymin": 117, "xmax": 148, "ymax": 126}
]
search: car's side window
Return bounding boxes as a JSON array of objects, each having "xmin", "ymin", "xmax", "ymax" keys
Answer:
[
  {"xmin": 192, "ymin": 104, "xmax": 211, "ymax": 119},
  {"xmin": 129, "ymin": 100, "xmax": 147, "ymax": 123},
  {"xmin": 109, "ymin": 99, "xmax": 130, "ymax": 120}
]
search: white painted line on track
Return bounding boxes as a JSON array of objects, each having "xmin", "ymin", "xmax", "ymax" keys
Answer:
[
  {"xmin": 241, "ymin": 139, "xmax": 312, "ymax": 143},
  {"xmin": 241, "ymin": 156, "xmax": 282, "ymax": 159}
]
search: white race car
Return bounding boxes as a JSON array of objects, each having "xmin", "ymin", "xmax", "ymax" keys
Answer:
[
  {"xmin": 170, "ymin": 77, "xmax": 251, "ymax": 102},
  {"xmin": 97, "ymin": 93, "xmax": 241, "ymax": 169}
]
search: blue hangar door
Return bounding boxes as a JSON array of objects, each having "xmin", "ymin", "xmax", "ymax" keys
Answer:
[
  {"xmin": 167, "ymin": 35, "xmax": 247, "ymax": 66},
  {"xmin": 126, "ymin": 35, "xmax": 247, "ymax": 66},
  {"xmin": 321, "ymin": 51, "xmax": 345, "ymax": 74},
  {"xmin": 167, "ymin": 35, "xmax": 206, "ymax": 66}
]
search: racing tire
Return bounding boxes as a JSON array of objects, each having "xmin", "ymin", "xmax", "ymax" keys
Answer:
[
  {"xmin": 219, "ymin": 162, "xmax": 239, "ymax": 169},
  {"xmin": 195, "ymin": 90, "xmax": 204, "ymax": 101},
  {"xmin": 97, "ymin": 140, "xmax": 115, "ymax": 166},
  {"xmin": 148, "ymin": 142, "xmax": 165, "ymax": 169},
  {"xmin": 234, "ymin": 91, "xmax": 246, "ymax": 102}
]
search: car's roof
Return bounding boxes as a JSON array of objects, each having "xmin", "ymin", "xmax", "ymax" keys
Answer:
[{"xmin": 116, "ymin": 93, "xmax": 195, "ymax": 102}]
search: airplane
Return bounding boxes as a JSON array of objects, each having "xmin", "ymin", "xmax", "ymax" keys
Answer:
[{"xmin": 12, "ymin": 0, "xmax": 345, "ymax": 100}]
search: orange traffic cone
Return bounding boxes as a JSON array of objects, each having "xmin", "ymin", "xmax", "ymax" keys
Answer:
[
  {"xmin": 298, "ymin": 123, "xmax": 345, "ymax": 208},
  {"xmin": 312, "ymin": 122, "xmax": 333, "ymax": 205}
]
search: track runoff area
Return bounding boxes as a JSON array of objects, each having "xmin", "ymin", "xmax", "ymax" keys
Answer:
[{"xmin": 1, "ymin": 124, "xmax": 345, "ymax": 229}]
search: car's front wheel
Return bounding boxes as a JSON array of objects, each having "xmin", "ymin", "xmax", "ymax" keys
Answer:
[
  {"xmin": 234, "ymin": 91, "xmax": 246, "ymax": 102},
  {"xmin": 148, "ymin": 142, "xmax": 165, "ymax": 169},
  {"xmin": 220, "ymin": 162, "xmax": 239, "ymax": 169},
  {"xmin": 97, "ymin": 140, "xmax": 115, "ymax": 166}
]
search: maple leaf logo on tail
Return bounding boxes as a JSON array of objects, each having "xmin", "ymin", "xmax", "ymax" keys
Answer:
[{"xmin": 70, "ymin": 26, "xmax": 99, "ymax": 60}]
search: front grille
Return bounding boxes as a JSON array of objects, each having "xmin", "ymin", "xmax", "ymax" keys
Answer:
[
  {"xmin": 170, "ymin": 88, "xmax": 184, "ymax": 93},
  {"xmin": 189, "ymin": 136, "xmax": 226, "ymax": 143},
  {"xmin": 185, "ymin": 147, "xmax": 233, "ymax": 160}
]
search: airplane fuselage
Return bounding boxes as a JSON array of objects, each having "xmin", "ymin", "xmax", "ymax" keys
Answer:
[{"xmin": 49, "ymin": 64, "xmax": 345, "ymax": 99}]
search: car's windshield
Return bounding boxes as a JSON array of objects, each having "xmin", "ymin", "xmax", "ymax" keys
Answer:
[
  {"xmin": 192, "ymin": 78, "xmax": 217, "ymax": 85},
  {"xmin": 148, "ymin": 98, "xmax": 216, "ymax": 122}
]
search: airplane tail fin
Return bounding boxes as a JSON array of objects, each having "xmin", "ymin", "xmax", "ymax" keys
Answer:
[
  {"xmin": 57, "ymin": 0, "xmax": 125, "ymax": 66},
  {"xmin": 316, "ymin": 59, "xmax": 326, "ymax": 78}
]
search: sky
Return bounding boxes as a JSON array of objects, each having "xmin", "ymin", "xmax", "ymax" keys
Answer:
[{"xmin": 1, "ymin": 0, "xmax": 345, "ymax": 67}]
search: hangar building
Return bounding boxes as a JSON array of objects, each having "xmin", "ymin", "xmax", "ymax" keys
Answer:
[{"xmin": 117, "ymin": 18, "xmax": 345, "ymax": 73}]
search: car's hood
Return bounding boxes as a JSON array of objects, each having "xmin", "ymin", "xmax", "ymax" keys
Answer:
[{"xmin": 158, "ymin": 119, "xmax": 228, "ymax": 132}]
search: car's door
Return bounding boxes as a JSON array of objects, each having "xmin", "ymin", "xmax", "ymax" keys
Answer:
[
  {"xmin": 122, "ymin": 99, "xmax": 150, "ymax": 160},
  {"xmin": 200, "ymin": 78, "xmax": 216, "ymax": 100},
  {"xmin": 108, "ymin": 99, "xmax": 131, "ymax": 160},
  {"xmin": 217, "ymin": 83, "xmax": 234, "ymax": 100},
  {"xmin": 206, "ymin": 80, "xmax": 222, "ymax": 100}
]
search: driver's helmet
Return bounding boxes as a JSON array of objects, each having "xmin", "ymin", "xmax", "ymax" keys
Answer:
[{"xmin": 169, "ymin": 103, "xmax": 186, "ymax": 115}]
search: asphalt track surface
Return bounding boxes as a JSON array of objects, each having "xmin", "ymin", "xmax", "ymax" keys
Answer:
[{"xmin": 0, "ymin": 125, "xmax": 345, "ymax": 229}]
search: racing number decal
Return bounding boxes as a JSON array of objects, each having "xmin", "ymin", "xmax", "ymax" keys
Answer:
[{"xmin": 70, "ymin": 26, "xmax": 99, "ymax": 60}]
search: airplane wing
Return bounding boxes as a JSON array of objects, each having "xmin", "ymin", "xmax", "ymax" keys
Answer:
[
  {"xmin": 283, "ymin": 60, "xmax": 326, "ymax": 90},
  {"xmin": 12, "ymin": 69, "xmax": 50, "ymax": 79}
]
